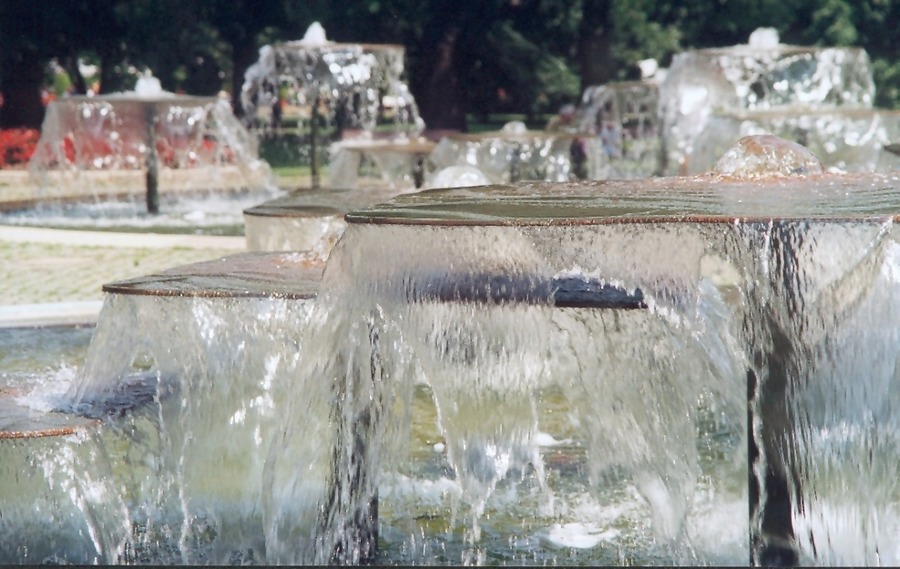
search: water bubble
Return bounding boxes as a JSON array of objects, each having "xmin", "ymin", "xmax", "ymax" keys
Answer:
[{"xmin": 713, "ymin": 134, "xmax": 823, "ymax": 179}]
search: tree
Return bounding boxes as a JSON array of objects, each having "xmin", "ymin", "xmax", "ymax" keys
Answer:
[
  {"xmin": 0, "ymin": 1, "xmax": 67, "ymax": 128},
  {"xmin": 195, "ymin": 0, "xmax": 291, "ymax": 116}
]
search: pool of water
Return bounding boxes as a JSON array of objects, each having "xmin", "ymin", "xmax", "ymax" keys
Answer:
[{"xmin": 0, "ymin": 188, "xmax": 285, "ymax": 236}]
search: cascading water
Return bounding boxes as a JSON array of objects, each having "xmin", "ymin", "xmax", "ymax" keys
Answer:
[
  {"xmin": 241, "ymin": 22, "xmax": 424, "ymax": 144},
  {"xmin": 4, "ymin": 136, "xmax": 900, "ymax": 565},
  {"xmin": 574, "ymin": 81, "xmax": 662, "ymax": 179},
  {"xmin": 659, "ymin": 27, "xmax": 879, "ymax": 175},
  {"xmin": 16, "ymin": 77, "xmax": 277, "ymax": 228}
]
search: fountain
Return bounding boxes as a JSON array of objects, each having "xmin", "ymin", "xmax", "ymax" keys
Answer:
[
  {"xmin": 1, "ymin": 252, "xmax": 325, "ymax": 564},
  {"xmin": 242, "ymin": 183, "xmax": 406, "ymax": 257},
  {"xmin": 574, "ymin": 81, "xmax": 662, "ymax": 179},
  {"xmin": 242, "ymin": 164, "xmax": 493, "ymax": 256},
  {"xmin": 4, "ymin": 135, "xmax": 900, "ymax": 565},
  {"xmin": 330, "ymin": 135, "xmax": 900, "ymax": 565},
  {"xmin": 690, "ymin": 107, "xmax": 900, "ymax": 174},
  {"xmin": 659, "ymin": 27, "xmax": 882, "ymax": 175},
  {"xmin": 27, "ymin": 73, "xmax": 274, "ymax": 216},
  {"xmin": 241, "ymin": 22, "xmax": 424, "ymax": 188},
  {"xmin": 428, "ymin": 121, "xmax": 599, "ymax": 184},
  {"xmin": 327, "ymin": 137, "xmax": 436, "ymax": 190}
]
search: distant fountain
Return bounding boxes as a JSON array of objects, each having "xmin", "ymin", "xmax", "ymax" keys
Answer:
[
  {"xmin": 27, "ymin": 72, "xmax": 274, "ymax": 215},
  {"xmin": 429, "ymin": 121, "xmax": 596, "ymax": 184},
  {"xmin": 241, "ymin": 22, "xmax": 424, "ymax": 188},
  {"xmin": 327, "ymin": 137, "xmax": 435, "ymax": 191},
  {"xmin": 575, "ymin": 81, "xmax": 662, "ymax": 179},
  {"xmin": 691, "ymin": 107, "xmax": 900, "ymax": 174},
  {"xmin": 659, "ymin": 28, "xmax": 883, "ymax": 175}
]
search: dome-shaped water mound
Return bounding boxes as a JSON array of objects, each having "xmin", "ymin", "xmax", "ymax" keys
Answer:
[{"xmin": 713, "ymin": 134, "xmax": 823, "ymax": 179}]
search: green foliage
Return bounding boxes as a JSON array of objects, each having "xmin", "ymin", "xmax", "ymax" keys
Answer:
[
  {"xmin": 609, "ymin": 0, "xmax": 682, "ymax": 78},
  {"xmin": 1, "ymin": 0, "xmax": 897, "ymax": 129}
]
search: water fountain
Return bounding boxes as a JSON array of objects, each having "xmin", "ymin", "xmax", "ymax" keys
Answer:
[
  {"xmin": 242, "ymin": 183, "xmax": 406, "ymax": 257},
  {"xmin": 4, "ymin": 135, "xmax": 900, "ymax": 565},
  {"xmin": 241, "ymin": 22, "xmax": 424, "ymax": 189},
  {"xmin": 1, "ymin": 252, "xmax": 324, "ymax": 564},
  {"xmin": 327, "ymin": 137, "xmax": 436, "ymax": 191},
  {"xmin": 428, "ymin": 121, "xmax": 599, "ymax": 184},
  {"xmin": 659, "ymin": 27, "xmax": 881, "ymax": 175},
  {"xmin": 690, "ymin": 107, "xmax": 900, "ymax": 174},
  {"xmin": 574, "ymin": 81, "xmax": 662, "ymax": 179},
  {"xmin": 26, "ymin": 74, "xmax": 274, "ymax": 216}
]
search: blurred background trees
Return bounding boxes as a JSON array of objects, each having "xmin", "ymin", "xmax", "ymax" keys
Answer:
[{"xmin": 1, "ymin": 0, "xmax": 897, "ymax": 130}]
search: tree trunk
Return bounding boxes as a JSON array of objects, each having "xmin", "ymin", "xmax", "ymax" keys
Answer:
[
  {"xmin": 578, "ymin": 0, "xmax": 613, "ymax": 91},
  {"xmin": 98, "ymin": 45, "xmax": 128, "ymax": 95},
  {"xmin": 62, "ymin": 54, "xmax": 87, "ymax": 95},
  {"xmin": 414, "ymin": 26, "xmax": 466, "ymax": 131},
  {"xmin": 230, "ymin": 41, "xmax": 259, "ymax": 118},
  {"xmin": 0, "ymin": 54, "xmax": 46, "ymax": 129}
]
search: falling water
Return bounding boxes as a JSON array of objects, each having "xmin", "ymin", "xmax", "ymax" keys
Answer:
[
  {"xmin": 259, "ymin": 212, "xmax": 753, "ymax": 563},
  {"xmin": 5, "ymin": 138, "xmax": 900, "ymax": 564}
]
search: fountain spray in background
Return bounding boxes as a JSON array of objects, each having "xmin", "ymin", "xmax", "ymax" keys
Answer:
[
  {"xmin": 241, "ymin": 22, "xmax": 424, "ymax": 189},
  {"xmin": 26, "ymin": 72, "xmax": 274, "ymax": 215},
  {"xmin": 659, "ymin": 27, "xmax": 899, "ymax": 176}
]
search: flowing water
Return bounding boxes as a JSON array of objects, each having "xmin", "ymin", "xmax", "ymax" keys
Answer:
[
  {"xmin": 0, "ymin": 187, "xmax": 284, "ymax": 236},
  {"xmin": 3, "ymin": 169, "xmax": 900, "ymax": 565}
]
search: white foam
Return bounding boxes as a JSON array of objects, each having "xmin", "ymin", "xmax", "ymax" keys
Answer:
[
  {"xmin": 533, "ymin": 431, "xmax": 572, "ymax": 447},
  {"xmin": 542, "ymin": 522, "xmax": 620, "ymax": 549}
]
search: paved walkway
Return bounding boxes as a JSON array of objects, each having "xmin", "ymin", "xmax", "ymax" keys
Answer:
[
  {"xmin": 0, "ymin": 168, "xmax": 322, "ymax": 327},
  {"xmin": 0, "ymin": 166, "xmax": 332, "ymax": 327},
  {"xmin": 0, "ymin": 226, "xmax": 245, "ymax": 327}
]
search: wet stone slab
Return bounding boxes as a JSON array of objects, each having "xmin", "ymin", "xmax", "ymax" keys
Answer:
[{"xmin": 102, "ymin": 251, "xmax": 324, "ymax": 299}]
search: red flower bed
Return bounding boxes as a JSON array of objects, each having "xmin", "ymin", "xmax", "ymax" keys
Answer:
[{"xmin": 0, "ymin": 128, "xmax": 40, "ymax": 168}]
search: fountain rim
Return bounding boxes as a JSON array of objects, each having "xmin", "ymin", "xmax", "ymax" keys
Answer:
[
  {"xmin": 0, "ymin": 422, "xmax": 100, "ymax": 440},
  {"xmin": 46, "ymin": 94, "xmax": 220, "ymax": 105},
  {"xmin": 0, "ymin": 390, "xmax": 102, "ymax": 440},
  {"xmin": 275, "ymin": 40, "xmax": 406, "ymax": 52},
  {"xmin": 99, "ymin": 281, "xmax": 319, "ymax": 300},
  {"xmin": 345, "ymin": 212, "xmax": 900, "ymax": 227},
  {"xmin": 99, "ymin": 252, "xmax": 324, "ymax": 300},
  {"xmin": 677, "ymin": 43, "xmax": 869, "ymax": 58},
  {"xmin": 345, "ymin": 173, "xmax": 900, "ymax": 226},
  {"xmin": 243, "ymin": 203, "xmax": 344, "ymax": 218}
]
